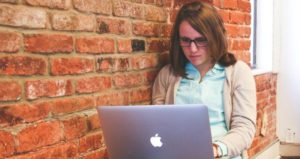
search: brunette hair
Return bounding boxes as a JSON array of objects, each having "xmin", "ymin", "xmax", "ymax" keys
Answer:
[{"xmin": 170, "ymin": 1, "xmax": 236, "ymax": 77}]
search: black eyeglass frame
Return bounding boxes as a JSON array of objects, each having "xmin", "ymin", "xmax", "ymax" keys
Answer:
[{"xmin": 179, "ymin": 37, "xmax": 208, "ymax": 48}]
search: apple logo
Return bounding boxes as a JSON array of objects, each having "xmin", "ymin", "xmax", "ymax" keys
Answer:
[{"xmin": 150, "ymin": 133, "xmax": 163, "ymax": 147}]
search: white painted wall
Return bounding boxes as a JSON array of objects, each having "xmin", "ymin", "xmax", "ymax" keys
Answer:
[{"xmin": 277, "ymin": 0, "xmax": 300, "ymax": 144}]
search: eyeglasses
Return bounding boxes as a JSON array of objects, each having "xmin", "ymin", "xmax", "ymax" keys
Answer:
[{"xmin": 179, "ymin": 37, "xmax": 208, "ymax": 47}]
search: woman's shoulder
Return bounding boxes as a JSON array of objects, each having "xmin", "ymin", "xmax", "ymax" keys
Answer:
[
  {"xmin": 231, "ymin": 60, "xmax": 252, "ymax": 72},
  {"xmin": 158, "ymin": 64, "xmax": 174, "ymax": 75},
  {"xmin": 234, "ymin": 60, "xmax": 249, "ymax": 67},
  {"xmin": 225, "ymin": 60, "xmax": 253, "ymax": 80},
  {"xmin": 156, "ymin": 64, "xmax": 178, "ymax": 81}
]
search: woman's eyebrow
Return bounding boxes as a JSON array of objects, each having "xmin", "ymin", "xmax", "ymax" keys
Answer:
[
  {"xmin": 179, "ymin": 36, "xmax": 206, "ymax": 40},
  {"xmin": 195, "ymin": 37, "xmax": 207, "ymax": 40}
]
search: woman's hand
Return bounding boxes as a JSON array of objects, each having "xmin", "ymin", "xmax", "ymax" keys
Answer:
[
  {"xmin": 212, "ymin": 143, "xmax": 220, "ymax": 158},
  {"xmin": 213, "ymin": 145, "xmax": 218, "ymax": 157}
]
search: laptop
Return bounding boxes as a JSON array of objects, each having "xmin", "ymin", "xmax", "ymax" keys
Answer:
[{"xmin": 97, "ymin": 104, "xmax": 214, "ymax": 159}]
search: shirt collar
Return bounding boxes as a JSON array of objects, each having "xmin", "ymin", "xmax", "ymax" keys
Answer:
[{"xmin": 185, "ymin": 63, "xmax": 224, "ymax": 79}]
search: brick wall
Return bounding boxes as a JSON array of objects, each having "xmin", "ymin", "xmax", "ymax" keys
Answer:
[{"xmin": 0, "ymin": 0, "xmax": 277, "ymax": 158}]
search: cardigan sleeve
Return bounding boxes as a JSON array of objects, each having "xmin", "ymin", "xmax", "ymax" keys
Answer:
[
  {"xmin": 152, "ymin": 65, "xmax": 171, "ymax": 105},
  {"xmin": 218, "ymin": 61, "xmax": 257, "ymax": 157}
]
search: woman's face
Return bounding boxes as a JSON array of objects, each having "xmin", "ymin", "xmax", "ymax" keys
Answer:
[{"xmin": 179, "ymin": 20, "xmax": 212, "ymax": 71}]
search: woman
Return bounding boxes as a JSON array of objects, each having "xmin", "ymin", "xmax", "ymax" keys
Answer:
[{"xmin": 152, "ymin": 1, "xmax": 256, "ymax": 159}]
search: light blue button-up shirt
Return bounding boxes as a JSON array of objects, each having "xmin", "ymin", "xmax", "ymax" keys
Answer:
[
  {"xmin": 175, "ymin": 63, "xmax": 241, "ymax": 158},
  {"xmin": 176, "ymin": 62, "xmax": 227, "ymax": 138}
]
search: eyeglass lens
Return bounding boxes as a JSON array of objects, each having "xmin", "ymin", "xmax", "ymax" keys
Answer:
[{"xmin": 180, "ymin": 37, "xmax": 208, "ymax": 47}]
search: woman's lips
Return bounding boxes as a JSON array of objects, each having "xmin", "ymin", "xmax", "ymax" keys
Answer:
[{"xmin": 189, "ymin": 55, "xmax": 201, "ymax": 59}]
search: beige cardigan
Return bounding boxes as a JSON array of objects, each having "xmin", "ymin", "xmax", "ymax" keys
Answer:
[{"xmin": 152, "ymin": 61, "xmax": 256, "ymax": 158}]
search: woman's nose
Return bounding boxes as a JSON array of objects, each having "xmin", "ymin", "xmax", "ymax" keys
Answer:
[{"xmin": 190, "ymin": 41, "xmax": 198, "ymax": 52}]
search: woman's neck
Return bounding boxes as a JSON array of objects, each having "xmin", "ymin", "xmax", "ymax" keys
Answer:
[{"xmin": 195, "ymin": 62, "xmax": 214, "ymax": 78}]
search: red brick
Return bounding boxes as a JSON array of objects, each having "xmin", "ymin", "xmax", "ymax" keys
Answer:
[
  {"xmin": 96, "ymin": 16, "xmax": 131, "ymax": 35},
  {"xmin": 223, "ymin": 0, "xmax": 238, "ymax": 9},
  {"xmin": 162, "ymin": 0, "xmax": 172, "ymax": 7},
  {"xmin": 131, "ymin": 54, "xmax": 159, "ymax": 70},
  {"xmin": 75, "ymin": 36, "xmax": 115, "ymax": 54},
  {"xmin": 132, "ymin": 0, "xmax": 142, "ymax": 3},
  {"xmin": 61, "ymin": 114, "xmax": 87, "ymax": 140},
  {"xmin": 73, "ymin": 0, "xmax": 112, "ymax": 15},
  {"xmin": 96, "ymin": 91, "xmax": 130, "ymax": 106},
  {"xmin": 155, "ymin": 0, "xmax": 163, "ymax": 6},
  {"xmin": 248, "ymin": 74, "xmax": 278, "ymax": 158},
  {"xmin": 16, "ymin": 121, "xmax": 63, "ymax": 153},
  {"xmin": 0, "ymin": 130, "xmax": 14, "ymax": 158},
  {"xmin": 0, "ymin": 102, "xmax": 51, "ymax": 126},
  {"xmin": 76, "ymin": 76, "xmax": 112, "ymax": 94},
  {"xmin": 97, "ymin": 57, "xmax": 130, "ymax": 72},
  {"xmin": 33, "ymin": 142, "xmax": 78, "ymax": 159},
  {"xmin": 113, "ymin": 73, "xmax": 143, "ymax": 88},
  {"xmin": 130, "ymin": 87, "xmax": 152, "ymax": 103},
  {"xmin": 51, "ymin": 13, "xmax": 95, "ymax": 31},
  {"xmin": 231, "ymin": 39, "xmax": 251, "ymax": 51},
  {"xmin": 97, "ymin": 57, "xmax": 113, "ymax": 72},
  {"xmin": 238, "ymin": 0, "xmax": 251, "ymax": 12},
  {"xmin": 225, "ymin": 24, "xmax": 239, "ymax": 38},
  {"xmin": 144, "ymin": 0, "xmax": 155, "ymax": 4},
  {"xmin": 25, "ymin": 79, "xmax": 73, "ymax": 100},
  {"xmin": 86, "ymin": 112, "xmax": 101, "ymax": 130},
  {"xmin": 24, "ymin": 34, "xmax": 73, "ymax": 53},
  {"xmin": 113, "ymin": 1, "xmax": 143, "ymax": 19},
  {"xmin": 117, "ymin": 39, "xmax": 132, "ymax": 53},
  {"xmin": 238, "ymin": 26, "xmax": 251, "ymax": 38},
  {"xmin": 218, "ymin": 9, "xmax": 230, "ymax": 23},
  {"xmin": 0, "ymin": 0, "xmax": 17, "ymax": 3},
  {"xmin": 78, "ymin": 131, "xmax": 103, "ymax": 153},
  {"xmin": 145, "ymin": 5, "xmax": 167, "ymax": 22},
  {"xmin": 0, "ymin": 5, "xmax": 46, "ymax": 28},
  {"xmin": 257, "ymin": 98, "xmax": 268, "ymax": 110},
  {"xmin": 255, "ymin": 73, "xmax": 272, "ymax": 82},
  {"xmin": 161, "ymin": 24, "xmax": 172, "ymax": 37},
  {"xmin": 0, "ymin": 80, "xmax": 21, "ymax": 101},
  {"xmin": 114, "ymin": 57, "xmax": 130, "ymax": 72},
  {"xmin": 25, "ymin": 0, "xmax": 71, "ymax": 10},
  {"xmin": 245, "ymin": 13, "xmax": 251, "ymax": 25},
  {"xmin": 147, "ymin": 38, "xmax": 170, "ymax": 52},
  {"xmin": 213, "ymin": 0, "xmax": 222, "ymax": 8},
  {"xmin": 234, "ymin": 51, "xmax": 250, "ymax": 64},
  {"xmin": 50, "ymin": 57, "xmax": 94, "ymax": 75},
  {"xmin": 11, "ymin": 142, "xmax": 78, "ymax": 159},
  {"xmin": 230, "ymin": 11, "xmax": 246, "ymax": 24},
  {"xmin": 112, "ymin": 0, "xmax": 129, "ymax": 17},
  {"xmin": 0, "ymin": 31, "xmax": 21, "ymax": 53},
  {"xmin": 255, "ymin": 111, "xmax": 262, "ymax": 136},
  {"xmin": 256, "ymin": 91, "xmax": 269, "ymax": 102},
  {"xmin": 267, "ymin": 110, "xmax": 275, "ymax": 124},
  {"xmin": 129, "ymin": 2, "xmax": 144, "ymax": 19},
  {"xmin": 51, "ymin": 96, "xmax": 95, "ymax": 115},
  {"xmin": 256, "ymin": 78, "xmax": 271, "ymax": 92},
  {"xmin": 133, "ymin": 22, "xmax": 161, "ymax": 37},
  {"xmin": 0, "ymin": 56, "xmax": 46, "ymax": 75},
  {"xmin": 82, "ymin": 148, "xmax": 108, "ymax": 159}
]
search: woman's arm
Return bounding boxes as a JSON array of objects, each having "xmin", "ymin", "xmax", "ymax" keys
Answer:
[
  {"xmin": 218, "ymin": 61, "xmax": 257, "ymax": 157},
  {"xmin": 152, "ymin": 65, "xmax": 171, "ymax": 105}
]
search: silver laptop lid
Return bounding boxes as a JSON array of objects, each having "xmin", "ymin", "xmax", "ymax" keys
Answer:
[{"xmin": 97, "ymin": 104, "xmax": 214, "ymax": 159}]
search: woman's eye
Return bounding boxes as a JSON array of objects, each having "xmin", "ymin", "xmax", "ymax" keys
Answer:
[
  {"xmin": 195, "ymin": 38, "xmax": 207, "ymax": 43},
  {"xmin": 180, "ymin": 38, "xmax": 191, "ymax": 42}
]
